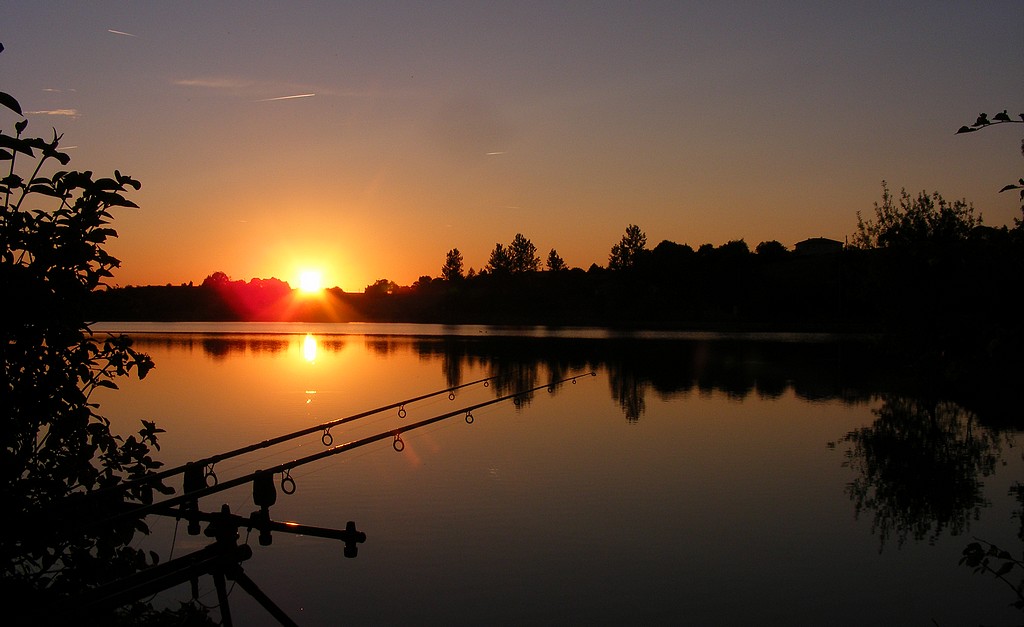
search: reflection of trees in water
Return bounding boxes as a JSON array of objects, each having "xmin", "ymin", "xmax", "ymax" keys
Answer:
[
  {"xmin": 129, "ymin": 334, "xmax": 346, "ymax": 360},
  {"xmin": 835, "ymin": 397, "xmax": 1003, "ymax": 548},
  {"xmin": 489, "ymin": 361, "xmax": 540, "ymax": 408},
  {"xmin": 129, "ymin": 334, "xmax": 1016, "ymax": 432},
  {"xmin": 364, "ymin": 337, "xmax": 401, "ymax": 357},
  {"xmin": 406, "ymin": 336, "xmax": 880, "ymax": 422},
  {"xmin": 319, "ymin": 338, "xmax": 346, "ymax": 353},
  {"xmin": 442, "ymin": 350, "xmax": 463, "ymax": 390},
  {"xmin": 607, "ymin": 365, "xmax": 646, "ymax": 422},
  {"xmin": 413, "ymin": 337, "xmax": 599, "ymax": 408},
  {"xmin": 201, "ymin": 337, "xmax": 288, "ymax": 359}
]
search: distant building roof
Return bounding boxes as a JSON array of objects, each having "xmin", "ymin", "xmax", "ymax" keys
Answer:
[{"xmin": 794, "ymin": 237, "xmax": 844, "ymax": 255}]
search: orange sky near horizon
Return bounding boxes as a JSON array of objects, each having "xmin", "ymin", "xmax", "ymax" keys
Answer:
[{"xmin": 2, "ymin": 2, "xmax": 1022, "ymax": 292}]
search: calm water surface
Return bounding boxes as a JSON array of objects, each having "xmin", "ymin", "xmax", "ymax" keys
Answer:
[{"xmin": 93, "ymin": 323, "xmax": 1022, "ymax": 626}]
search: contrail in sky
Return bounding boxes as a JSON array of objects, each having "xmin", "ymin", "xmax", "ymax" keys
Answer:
[
  {"xmin": 107, "ymin": 29, "xmax": 138, "ymax": 37},
  {"xmin": 256, "ymin": 93, "xmax": 316, "ymax": 102},
  {"xmin": 486, "ymin": 151, "xmax": 506, "ymax": 155},
  {"xmin": 28, "ymin": 109, "xmax": 79, "ymax": 117}
]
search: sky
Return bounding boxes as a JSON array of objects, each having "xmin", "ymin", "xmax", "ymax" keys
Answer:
[{"xmin": 2, "ymin": 1, "xmax": 1022, "ymax": 292}]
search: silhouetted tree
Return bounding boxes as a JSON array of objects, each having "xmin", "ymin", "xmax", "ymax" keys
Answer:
[
  {"xmin": 508, "ymin": 233, "xmax": 540, "ymax": 273},
  {"xmin": 365, "ymin": 278, "xmax": 399, "ymax": 296},
  {"xmin": 413, "ymin": 275, "xmax": 433, "ymax": 289},
  {"xmin": 201, "ymin": 270, "xmax": 231, "ymax": 287},
  {"xmin": 441, "ymin": 248, "xmax": 464, "ymax": 281},
  {"xmin": 716, "ymin": 239, "xmax": 751, "ymax": 258},
  {"xmin": 755, "ymin": 240, "xmax": 789, "ymax": 259},
  {"xmin": 852, "ymin": 181, "xmax": 981, "ymax": 249},
  {"xmin": 608, "ymin": 224, "xmax": 647, "ymax": 270},
  {"xmin": 651, "ymin": 240, "xmax": 695, "ymax": 263},
  {"xmin": 485, "ymin": 243, "xmax": 512, "ymax": 275},
  {"xmin": 0, "ymin": 44, "xmax": 205, "ymax": 622},
  {"xmin": 546, "ymin": 248, "xmax": 567, "ymax": 271}
]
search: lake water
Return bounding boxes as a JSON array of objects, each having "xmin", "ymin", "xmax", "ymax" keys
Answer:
[{"xmin": 92, "ymin": 323, "xmax": 1023, "ymax": 626}]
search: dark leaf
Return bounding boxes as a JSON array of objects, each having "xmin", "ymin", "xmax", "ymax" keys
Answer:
[
  {"xmin": 15, "ymin": 119, "xmax": 28, "ymax": 134},
  {"xmin": 0, "ymin": 134, "xmax": 36, "ymax": 156},
  {"xmin": 995, "ymin": 561, "xmax": 1014, "ymax": 576},
  {"xmin": 955, "ymin": 125, "xmax": 975, "ymax": 134},
  {"xmin": 114, "ymin": 169, "xmax": 141, "ymax": 189},
  {"xmin": 93, "ymin": 177, "xmax": 122, "ymax": 192},
  {"xmin": 137, "ymin": 358, "xmax": 155, "ymax": 379},
  {"xmin": 973, "ymin": 113, "xmax": 990, "ymax": 127},
  {"xmin": 96, "ymin": 191, "xmax": 139, "ymax": 208},
  {"xmin": 999, "ymin": 184, "xmax": 1021, "ymax": 193},
  {"xmin": 27, "ymin": 184, "xmax": 65, "ymax": 197},
  {"xmin": 0, "ymin": 90, "xmax": 23, "ymax": 115},
  {"xmin": 41, "ymin": 146, "xmax": 71, "ymax": 165},
  {"xmin": 993, "ymin": 110, "xmax": 1011, "ymax": 122},
  {"xmin": 85, "ymin": 227, "xmax": 118, "ymax": 243}
]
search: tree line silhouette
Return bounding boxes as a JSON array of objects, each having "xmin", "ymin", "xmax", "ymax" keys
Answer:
[{"xmin": 90, "ymin": 202, "xmax": 1023, "ymax": 364}]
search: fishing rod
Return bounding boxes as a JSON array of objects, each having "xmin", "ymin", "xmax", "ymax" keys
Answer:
[
  {"xmin": 102, "ymin": 371, "xmax": 597, "ymax": 526},
  {"xmin": 99, "ymin": 374, "xmax": 501, "ymax": 498}
]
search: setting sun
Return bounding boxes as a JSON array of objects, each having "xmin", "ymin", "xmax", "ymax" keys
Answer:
[{"xmin": 298, "ymin": 270, "xmax": 323, "ymax": 293}]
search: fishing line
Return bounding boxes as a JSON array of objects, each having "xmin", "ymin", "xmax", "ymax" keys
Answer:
[{"xmin": 137, "ymin": 517, "xmax": 182, "ymax": 605}]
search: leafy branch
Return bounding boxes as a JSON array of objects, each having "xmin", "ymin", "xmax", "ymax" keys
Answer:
[
  {"xmin": 956, "ymin": 110, "xmax": 1024, "ymax": 211},
  {"xmin": 956, "ymin": 110, "xmax": 1024, "ymax": 134}
]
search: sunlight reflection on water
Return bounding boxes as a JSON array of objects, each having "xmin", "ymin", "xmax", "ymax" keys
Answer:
[{"xmin": 302, "ymin": 333, "xmax": 317, "ymax": 362}]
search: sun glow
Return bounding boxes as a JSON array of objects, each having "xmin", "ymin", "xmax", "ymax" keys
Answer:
[{"xmin": 298, "ymin": 270, "xmax": 323, "ymax": 293}]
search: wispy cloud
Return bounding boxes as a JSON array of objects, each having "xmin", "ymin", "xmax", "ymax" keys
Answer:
[
  {"xmin": 174, "ymin": 77, "xmax": 252, "ymax": 89},
  {"xmin": 486, "ymin": 151, "xmax": 506, "ymax": 156},
  {"xmin": 255, "ymin": 93, "xmax": 316, "ymax": 102},
  {"xmin": 107, "ymin": 29, "xmax": 138, "ymax": 38},
  {"xmin": 42, "ymin": 87, "xmax": 77, "ymax": 93},
  {"xmin": 28, "ymin": 109, "xmax": 79, "ymax": 118}
]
